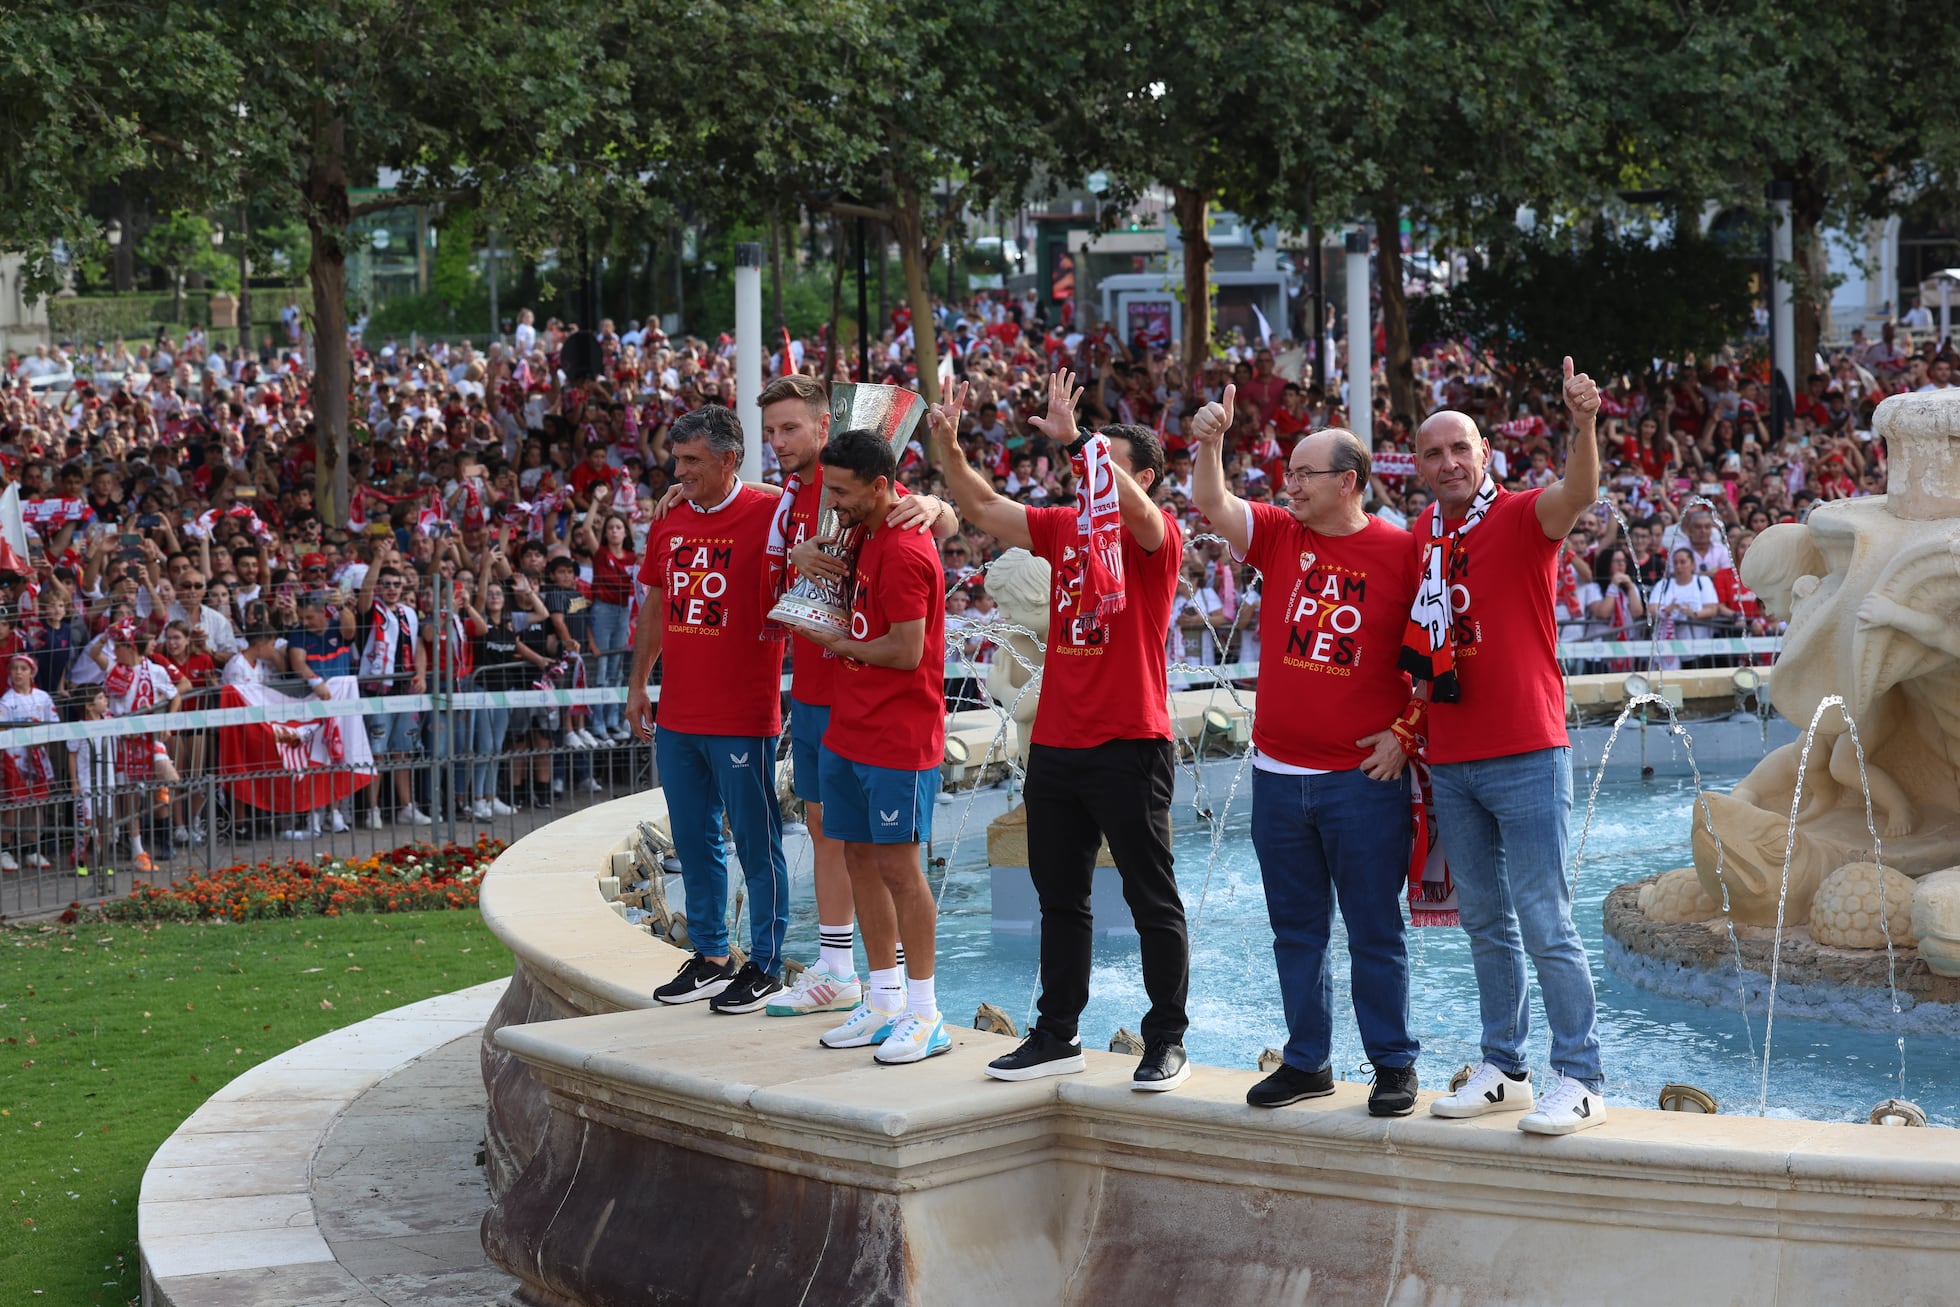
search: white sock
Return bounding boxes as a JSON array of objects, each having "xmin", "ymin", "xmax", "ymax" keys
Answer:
[
  {"xmin": 906, "ymin": 972, "xmax": 936, "ymax": 1021},
  {"xmin": 868, "ymin": 966, "xmax": 904, "ymax": 1014},
  {"xmin": 817, "ymin": 923, "xmax": 855, "ymax": 979},
  {"xmin": 128, "ymin": 834, "xmax": 145, "ymax": 856}
]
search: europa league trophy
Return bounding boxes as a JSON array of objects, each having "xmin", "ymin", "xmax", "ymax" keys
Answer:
[{"xmin": 767, "ymin": 382, "xmax": 927, "ymax": 638}]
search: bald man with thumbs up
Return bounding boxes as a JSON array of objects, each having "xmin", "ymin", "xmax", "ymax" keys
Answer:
[{"xmin": 1412, "ymin": 356, "xmax": 1610, "ymax": 1136}]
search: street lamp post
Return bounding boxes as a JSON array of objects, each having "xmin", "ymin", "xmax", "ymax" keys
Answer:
[{"xmin": 1345, "ymin": 228, "xmax": 1372, "ymax": 448}]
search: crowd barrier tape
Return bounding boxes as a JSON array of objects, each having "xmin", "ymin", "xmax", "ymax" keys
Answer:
[{"xmin": 0, "ymin": 634, "xmax": 1783, "ymax": 749}]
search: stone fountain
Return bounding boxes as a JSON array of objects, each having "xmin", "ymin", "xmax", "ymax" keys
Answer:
[{"xmin": 1608, "ymin": 389, "xmax": 1960, "ymax": 1024}]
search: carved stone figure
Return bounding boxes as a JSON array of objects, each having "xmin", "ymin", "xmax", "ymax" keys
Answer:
[
  {"xmin": 977, "ymin": 546, "xmax": 1052, "ymax": 748},
  {"xmin": 1688, "ymin": 391, "xmax": 1960, "ymax": 926}
]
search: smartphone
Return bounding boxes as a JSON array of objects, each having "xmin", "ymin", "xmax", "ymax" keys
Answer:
[
  {"xmin": 119, "ymin": 533, "xmax": 141, "ymax": 549},
  {"xmin": 136, "ymin": 514, "xmax": 162, "ymax": 529},
  {"xmin": 234, "ymin": 485, "xmax": 258, "ymax": 499},
  {"xmin": 367, "ymin": 522, "xmax": 393, "ymax": 537}
]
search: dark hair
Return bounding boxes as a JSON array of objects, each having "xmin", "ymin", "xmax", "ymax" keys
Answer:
[
  {"xmin": 756, "ymin": 374, "xmax": 828, "ymax": 415},
  {"xmin": 1100, "ymin": 422, "xmax": 1165, "ymax": 486},
  {"xmin": 1324, "ymin": 428, "xmax": 1372, "ymax": 486},
  {"xmin": 820, "ymin": 427, "xmax": 898, "ymax": 485},
  {"xmin": 668, "ymin": 405, "xmax": 744, "ymax": 456}
]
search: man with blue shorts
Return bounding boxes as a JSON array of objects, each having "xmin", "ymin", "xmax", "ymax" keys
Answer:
[
  {"xmin": 798, "ymin": 429, "xmax": 950, "ymax": 1064},
  {"xmin": 626, "ymin": 406, "xmax": 791, "ymax": 1015}
]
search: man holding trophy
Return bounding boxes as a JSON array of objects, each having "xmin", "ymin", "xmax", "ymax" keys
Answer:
[
  {"xmin": 934, "ymin": 373, "xmax": 1194, "ymax": 1092},
  {"xmin": 754, "ymin": 375, "xmax": 957, "ymax": 1018},
  {"xmin": 789, "ymin": 428, "xmax": 952, "ymax": 1064}
]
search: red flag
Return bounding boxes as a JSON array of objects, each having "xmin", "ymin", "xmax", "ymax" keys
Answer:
[
  {"xmin": 218, "ymin": 679, "xmax": 375, "ymax": 812},
  {"xmin": 780, "ymin": 327, "xmax": 794, "ymax": 378}
]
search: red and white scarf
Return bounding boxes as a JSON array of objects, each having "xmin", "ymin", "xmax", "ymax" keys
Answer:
[
  {"xmin": 1399, "ymin": 472, "xmax": 1496, "ymax": 703},
  {"xmin": 762, "ymin": 472, "xmax": 803, "ymax": 610},
  {"xmin": 1069, "ymin": 434, "xmax": 1125, "ymax": 624},
  {"xmin": 359, "ymin": 601, "xmax": 417, "ymax": 690}
]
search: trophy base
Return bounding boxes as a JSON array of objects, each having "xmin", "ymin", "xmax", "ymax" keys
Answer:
[{"xmin": 768, "ymin": 595, "xmax": 848, "ymax": 640}]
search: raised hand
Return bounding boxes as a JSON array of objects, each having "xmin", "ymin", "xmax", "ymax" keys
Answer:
[
  {"xmin": 1563, "ymin": 356, "xmax": 1600, "ymax": 421},
  {"xmin": 927, "ymin": 380, "xmax": 970, "ymax": 456},
  {"xmin": 1188, "ymin": 382, "xmax": 1236, "ymax": 448},
  {"xmin": 1026, "ymin": 369, "xmax": 1085, "ymax": 445}
]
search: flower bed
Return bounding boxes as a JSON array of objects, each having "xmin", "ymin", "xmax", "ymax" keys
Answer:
[{"xmin": 68, "ymin": 839, "xmax": 506, "ymax": 923}]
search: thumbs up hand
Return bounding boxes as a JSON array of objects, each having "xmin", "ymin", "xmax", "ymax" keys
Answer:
[{"xmin": 1563, "ymin": 356, "xmax": 1600, "ymax": 421}]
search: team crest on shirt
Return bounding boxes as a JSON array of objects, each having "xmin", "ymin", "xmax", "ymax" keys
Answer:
[
  {"xmin": 1061, "ymin": 545, "xmax": 1077, "ymax": 562},
  {"xmin": 670, "ymin": 535, "xmax": 684, "ymax": 550},
  {"xmin": 1299, "ymin": 550, "xmax": 1317, "ymax": 572}
]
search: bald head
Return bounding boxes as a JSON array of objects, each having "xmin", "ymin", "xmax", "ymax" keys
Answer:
[
  {"xmin": 1284, "ymin": 426, "xmax": 1372, "ymax": 532},
  {"xmin": 1415, "ymin": 410, "xmax": 1489, "ymax": 514}
]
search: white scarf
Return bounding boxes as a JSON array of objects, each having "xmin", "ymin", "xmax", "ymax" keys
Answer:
[
  {"xmin": 763, "ymin": 472, "xmax": 803, "ymax": 606},
  {"xmin": 359, "ymin": 600, "xmax": 419, "ymax": 688}
]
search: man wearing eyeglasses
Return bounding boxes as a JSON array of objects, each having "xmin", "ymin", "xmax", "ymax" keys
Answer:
[
  {"xmin": 1187, "ymin": 385, "xmax": 1426, "ymax": 1119},
  {"xmin": 166, "ymin": 571, "xmax": 242, "ymax": 658}
]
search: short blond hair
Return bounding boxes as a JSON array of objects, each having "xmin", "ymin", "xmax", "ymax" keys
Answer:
[{"xmin": 756, "ymin": 374, "xmax": 828, "ymax": 416}]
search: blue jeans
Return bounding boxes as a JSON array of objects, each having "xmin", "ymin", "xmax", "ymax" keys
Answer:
[
  {"xmin": 1250, "ymin": 767, "xmax": 1416, "ymax": 1074},
  {"xmin": 589, "ymin": 601, "xmax": 631, "ymax": 734},
  {"xmin": 470, "ymin": 702, "xmax": 510, "ymax": 801},
  {"xmin": 1430, "ymin": 746, "xmax": 1602, "ymax": 1090},
  {"xmin": 654, "ymin": 725, "xmax": 788, "ymax": 975}
]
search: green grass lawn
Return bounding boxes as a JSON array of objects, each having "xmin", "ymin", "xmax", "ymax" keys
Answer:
[{"xmin": 1, "ymin": 910, "xmax": 511, "ymax": 1305}]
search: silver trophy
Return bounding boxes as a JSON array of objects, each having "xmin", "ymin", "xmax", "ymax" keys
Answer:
[{"xmin": 767, "ymin": 382, "xmax": 927, "ymax": 638}]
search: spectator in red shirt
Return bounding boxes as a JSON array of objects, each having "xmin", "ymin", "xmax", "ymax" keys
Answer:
[
  {"xmin": 1239, "ymin": 347, "xmax": 1288, "ymax": 425},
  {"xmin": 576, "ymin": 511, "xmax": 637, "ymax": 741}
]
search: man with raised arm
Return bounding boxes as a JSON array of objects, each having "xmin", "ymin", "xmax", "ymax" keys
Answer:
[
  {"xmin": 798, "ymin": 429, "xmax": 951, "ymax": 1065},
  {"xmin": 1410, "ymin": 358, "xmax": 1609, "ymax": 1135},
  {"xmin": 625, "ymin": 406, "xmax": 791, "ymax": 1016},
  {"xmin": 749, "ymin": 375, "xmax": 957, "ymax": 1020},
  {"xmin": 937, "ymin": 372, "xmax": 1192, "ymax": 1092},
  {"xmin": 1187, "ymin": 384, "xmax": 1426, "ymax": 1117}
]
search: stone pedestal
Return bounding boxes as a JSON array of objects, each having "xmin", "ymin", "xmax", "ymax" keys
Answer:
[{"xmin": 986, "ymin": 804, "xmax": 1134, "ymax": 934}]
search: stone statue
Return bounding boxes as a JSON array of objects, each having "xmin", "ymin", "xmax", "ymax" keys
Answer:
[
  {"xmin": 978, "ymin": 547, "xmax": 1052, "ymax": 747},
  {"xmin": 1688, "ymin": 390, "xmax": 1960, "ymax": 928}
]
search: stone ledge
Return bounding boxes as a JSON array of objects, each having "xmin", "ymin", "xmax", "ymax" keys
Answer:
[{"xmin": 138, "ymin": 979, "xmax": 508, "ymax": 1305}]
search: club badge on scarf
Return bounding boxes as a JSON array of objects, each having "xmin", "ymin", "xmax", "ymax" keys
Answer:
[
  {"xmin": 1398, "ymin": 472, "xmax": 1496, "ymax": 703},
  {"xmin": 1069, "ymin": 433, "xmax": 1125, "ymax": 624},
  {"xmin": 761, "ymin": 472, "xmax": 802, "ymax": 612}
]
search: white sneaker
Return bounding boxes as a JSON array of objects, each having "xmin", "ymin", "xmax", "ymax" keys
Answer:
[
  {"xmin": 328, "ymin": 809, "xmax": 350, "ymax": 833},
  {"xmin": 398, "ymin": 804, "xmax": 434, "ymax": 827},
  {"xmin": 1518, "ymin": 1074, "xmax": 1606, "ymax": 1136},
  {"xmin": 470, "ymin": 799, "xmax": 495, "ymax": 820},
  {"xmin": 766, "ymin": 968, "xmax": 863, "ymax": 1017},
  {"xmin": 25, "ymin": 852, "xmax": 51, "ymax": 869},
  {"xmin": 578, "ymin": 777, "xmax": 604, "ymax": 794},
  {"xmin": 363, "ymin": 809, "xmax": 383, "ymax": 831},
  {"xmin": 281, "ymin": 825, "xmax": 319, "ymax": 841},
  {"xmin": 607, "ymin": 723, "xmax": 632, "ymax": 742},
  {"xmin": 489, "ymin": 797, "xmax": 517, "ymax": 816},
  {"xmin": 579, "ymin": 728, "xmax": 605, "ymax": 749},
  {"xmin": 1429, "ymin": 1063, "xmax": 1535, "ymax": 1119},
  {"xmin": 551, "ymin": 779, "xmax": 566, "ymax": 796},
  {"xmin": 0, "ymin": 851, "xmax": 18, "ymax": 872},
  {"xmin": 874, "ymin": 1012, "xmax": 952, "ymax": 1064},
  {"xmin": 172, "ymin": 826, "xmax": 192, "ymax": 845},
  {"xmin": 819, "ymin": 1004, "xmax": 901, "ymax": 1049}
]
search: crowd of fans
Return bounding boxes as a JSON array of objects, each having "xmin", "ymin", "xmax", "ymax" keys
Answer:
[{"xmin": 0, "ymin": 286, "xmax": 1938, "ymax": 869}]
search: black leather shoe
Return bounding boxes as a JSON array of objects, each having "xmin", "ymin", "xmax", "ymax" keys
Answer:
[
  {"xmin": 1246, "ymin": 1062, "xmax": 1335, "ymax": 1108},
  {"xmin": 1132, "ymin": 1041, "xmax": 1191, "ymax": 1092},
  {"xmin": 1368, "ymin": 1064, "xmax": 1420, "ymax": 1117}
]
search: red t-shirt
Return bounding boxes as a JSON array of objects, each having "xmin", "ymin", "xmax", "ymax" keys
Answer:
[
  {"xmin": 637, "ymin": 485, "xmax": 784, "ymax": 737},
  {"xmin": 822, "ymin": 518, "xmax": 945, "ymax": 771},
  {"xmin": 1412, "ymin": 487, "xmax": 1569, "ymax": 765},
  {"xmin": 781, "ymin": 472, "xmax": 838, "ymax": 707},
  {"xmin": 1240, "ymin": 505, "xmax": 1420, "ymax": 770},
  {"xmin": 1240, "ymin": 373, "xmax": 1287, "ymax": 423},
  {"xmin": 590, "ymin": 547, "xmax": 635, "ymax": 607},
  {"xmin": 1025, "ymin": 504, "xmax": 1181, "ymax": 748},
  {"xmin": 569, "ymin": 459, "xmax": 616, "ymax": 500}
]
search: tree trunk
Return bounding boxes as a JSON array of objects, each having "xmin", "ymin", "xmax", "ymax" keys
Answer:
[
  {"xmin": 825, "ymin": 214, "xmax": 845, "ymax": 381},
  {"xmin": 1375, "ymin": 191, "xmax": 1418, "ymax": 424},
  {"xmin": 306, "ymin": 100, "xmax": 353, "ymax": 527},
  {"xmin": 236, "ymin": 205, "xmax": 252, "ymax": 354},
  {"xmin": 769, "ymin": 211, "xmax": 785, "ymax": 334},
  {"xmin": 112, "ymin": 190, "xmax": 135, "ymax": 293},
  {"xmin": 892, "ymin": 186, "xmax": 941, "ymax": 408},
  {"xmin": 1792, "ymin": 181, "xmax": 1828, "ymax": 382},
  {"xmin": 876, "ymin": 222, "xmax": 889, "ymax": 332},
  {"xmin": 1173, "ymin": 184, "xmax": 1212, "ymax": 381}
]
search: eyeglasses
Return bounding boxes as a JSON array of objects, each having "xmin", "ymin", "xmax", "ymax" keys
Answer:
[
  {"xmin": 183, "ymin": 582, "xmax": 206, "ymax": 590},
  {"xmin": 1282, "ymin": 467, "xmax": 1346, "ymax": 485}
]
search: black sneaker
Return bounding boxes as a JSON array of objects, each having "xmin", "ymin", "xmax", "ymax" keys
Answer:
[
  {"xmin": 653, "ymin": 953, "xmax": 736, "ymax": 1005},
  {"xmin": 1246, "ymin": 1062, "xmax": 1335, "ymax": 1108},
  {"xmin": 1368, "ymin": 1064, "xmax": 1420, "ymax": 1117},
  {"xmin": 984, "ymin": 1029, "xmax": 1086, "ymax": 1081},
  {"xmin": 708, "ymin": 961, "xmax": 784, "ymax": 1014},
  {"xmin": 1132, "ymin": 1041, "xmax": 1191, "ymax": 1093}
]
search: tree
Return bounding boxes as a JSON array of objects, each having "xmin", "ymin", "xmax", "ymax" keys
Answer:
[
  {"xmin": 431, "ymin": 208, "xmax": 480, "ymax": 311},
  {"xmin": 1414, "ymin": 228, "xmax": 1757, "ymax": 385},
  {"xmin": 1079, "ymin": 0, "xmax": 1341, "ymax": 379},
  {"xmin": 138, "ymin": 211, "xmax": 233, "ymax": 322}
]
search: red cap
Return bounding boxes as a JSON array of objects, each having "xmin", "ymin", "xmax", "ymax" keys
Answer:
[{"xmin": 300, "ymin": 553, "xmax": 329, "ymax": 569}]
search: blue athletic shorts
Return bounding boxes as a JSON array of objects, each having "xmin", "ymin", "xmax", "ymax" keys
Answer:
[
  {"xmin": 789, "ymin": 699, "xmax": 830, "ymax": 805},
  {"xmin": 816, "ymin": 743, "xmax": 940, "ymax": 844}
]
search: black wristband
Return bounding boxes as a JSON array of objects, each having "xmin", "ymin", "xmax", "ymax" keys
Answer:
[{"xmin": 1063, "ymin": 432, "xmax": 1093, "ymax": 457}]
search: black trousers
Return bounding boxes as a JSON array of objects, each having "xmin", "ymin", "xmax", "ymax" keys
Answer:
[{"xmin": 1024, "ymin": 737, "xmax": 1189, "ymax": 1046}]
